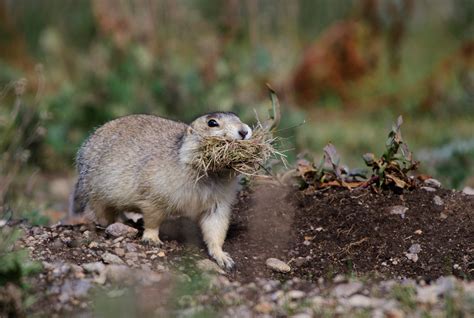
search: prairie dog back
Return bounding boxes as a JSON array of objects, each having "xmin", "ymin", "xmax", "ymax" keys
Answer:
[{"xmin": 72, "ymin": 113, "xmax": 252, "ymax": 269}]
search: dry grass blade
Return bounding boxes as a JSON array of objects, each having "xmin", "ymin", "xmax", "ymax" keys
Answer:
[
  {"xmin": 190, "ymin": 123, "xmax": 286, "ymax": 177},
  {"xmin": 190, "ymin": 86, "xmax": 286, "ymax": 178}
]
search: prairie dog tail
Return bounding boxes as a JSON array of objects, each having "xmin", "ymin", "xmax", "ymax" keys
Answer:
[{"xmin": 68, "ymin": 175, "xmax": 88, "ymax": 216}]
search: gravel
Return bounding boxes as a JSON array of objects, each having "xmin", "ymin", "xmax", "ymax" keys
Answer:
[{"xmin": 12, "ymin": 223, "xmax": 474, "ymax": 317}]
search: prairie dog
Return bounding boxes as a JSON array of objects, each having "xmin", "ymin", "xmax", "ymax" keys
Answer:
[{"xmin": 71, "ymin": 112, "xmax": 252, "ymax": 269}]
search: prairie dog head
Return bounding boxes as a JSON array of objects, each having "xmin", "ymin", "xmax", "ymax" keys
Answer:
[{"xmin": 188, "ymin": 112, "xmax": 252, "ymax": 140}]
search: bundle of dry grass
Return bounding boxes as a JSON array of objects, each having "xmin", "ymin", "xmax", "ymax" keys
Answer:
[
  {"xmin": 191, "ymin": 123, "xmax": 285, "ymax": 177},
  {"xmin": 191, "ymin": 85, "xmax": 285, "ymax": 178}
]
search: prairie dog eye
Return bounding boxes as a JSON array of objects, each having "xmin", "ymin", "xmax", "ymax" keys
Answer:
[{"xmin": 207, "ymin": 119, "xmax": 219, "ymax": 127}]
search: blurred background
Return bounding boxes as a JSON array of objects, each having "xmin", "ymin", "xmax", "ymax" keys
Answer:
[{"xmin": 0, "ymin": 0, "xmax": 473, "ymax": 224}]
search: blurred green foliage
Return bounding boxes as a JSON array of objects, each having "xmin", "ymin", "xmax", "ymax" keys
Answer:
[
  {"xmin": 0, "ymin": 227, "xmax": 42, "ymax": 288},
  {"xmin": 0, "ymin": 0, "xmax": 472, "ymax": 206}
]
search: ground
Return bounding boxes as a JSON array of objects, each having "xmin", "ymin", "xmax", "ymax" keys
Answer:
[{"xmin": 4, "ymin": 182, "xmax": 474, "ymax": 317}]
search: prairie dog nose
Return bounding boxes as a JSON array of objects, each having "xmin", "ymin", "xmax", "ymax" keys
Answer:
[{"xmin": 238, "ymin": 129, "xmax": 249, "ymax": 139}]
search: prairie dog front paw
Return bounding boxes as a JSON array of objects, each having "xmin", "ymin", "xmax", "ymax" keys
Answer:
[
  {"xmin": 210, "ymin": 250, "xmax": 235, "ymax": 269},
  {"xmin": 141, "ymin": 228, "xmax": 163, "ymax": 246}
]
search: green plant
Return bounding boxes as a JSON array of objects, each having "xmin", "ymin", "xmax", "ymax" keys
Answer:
[
  {"xmin": 363, "ymin": 116, "xmax": 419, "ymax": 189},
  {"xmin": 0, "ymin": 227, "xmax": 42, "ymax": 288},
  {"xmin": 0, "ymin": 226, "xmax": 42, "ymax": 317},
  {"xmin": 391, "ymin": 284, "xmax": 416, "ymax": 311},
  {"xmin": 0, "ymin": 77, "xmax": 47, "ymax": 218},
  {"xmin": 296, "ymin": 143, "xmax": 368, "ymax": 189}
]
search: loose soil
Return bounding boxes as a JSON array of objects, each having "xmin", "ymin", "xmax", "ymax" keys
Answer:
[
  {"xmin": 5, "ymin": 183, "xmax": 474, "ymax": 316},
  {"xmin": 226, "ymin": 183, "xmax": 474, "ymax": 282}
]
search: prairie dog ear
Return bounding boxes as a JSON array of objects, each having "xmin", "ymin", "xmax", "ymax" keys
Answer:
[{"xmin": 186, "ymin": 126, "xmax": 194, "ymax": 135}]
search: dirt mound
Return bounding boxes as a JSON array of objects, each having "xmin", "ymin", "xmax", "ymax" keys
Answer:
[
  {"xmin": 7, "ymin": 183, "xmax": 474, "ymax": 316},
  {"xmin": 226, "ymin": 184, "xmax": 474, "ymax": 282}
]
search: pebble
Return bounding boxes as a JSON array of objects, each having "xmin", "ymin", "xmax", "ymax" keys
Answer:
[
  {"xmin": 409, "ymin": 244, "xmax": 421, "ymax": 254},
  {"xmin": 389, "ymin": 206, "xmax": 408, "ymax": 218},
  {"xmin": 332, "ymin": 282, "xmax": 363, "ymax": 298},
  {"xmin": 421, "ymin": 186, "xmax": 436, "ymax": 192},
  {"xmin": 125, "ymin": 252, "xmax": 138, "ymax": 260},
  {"xmin": 287, "ymin": 290, "xmax": 306, "ymax": 299},
  {"xmin": 266, "ymin": 258, "xmax": 291, "ymax": 273},
  {"xmin": 424, "ymin": 178, "xmax": 441, "ymax": 188},
  {"xmin": 114, "ymin": 248, "xmax": 125, "ymax": 257},
  {"xmin": 346, "ymin": 294, "xmax": 373, "ymax": 307},
  {"xmin": 101, "ymin": 252, "xmax": 125, "ymax": 265},
  {"xmin": 254, "ymin": 302, "xmax": 273, "ymax": 314},
  {"xmin": 82, "ymin": 262, "xmax": 105, "ymax": 274},
  {"xmin": 462, "ymin": 186, "xmax": 474, "ymax": 195},
  {"xmin": 125, "ymin": 243, "xmax": 139, "ymax": 252},
  {"xmin": 433, "ymin": 195, "xmax": 444, "ymax": 206},
  {"xmin": 291, "ymin": 313, "xmax": 312, "ymax": 318},
  {"xmin": 105, "ymin": 223, "xmax": 138, "ymax": 238},
  {"xmin": 104, "ymin": 265, "xmax": 132, "ymax": 283},
  {"xmin": 88, "ymin": 241, "xmax": 98, "ymax": 249},
  {"xmin": 384, "ymin": 308, "xmax": 404, "ymax": 318}
]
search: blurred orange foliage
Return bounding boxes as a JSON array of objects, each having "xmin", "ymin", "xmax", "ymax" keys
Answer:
[{"xmin": 292, "ymin": 20, "xmax": 379, "ymax": 107}]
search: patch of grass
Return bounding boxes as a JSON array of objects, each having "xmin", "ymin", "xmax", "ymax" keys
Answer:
[
  {"xmin": 0, "ymin": 227, "xmax": 42, "ymax": 288},
  {"xmin": 20, "ymin": 210, "xmax": 50, "ymax": 226},
  {"xmin": 0, "ymin": 226, "xmax": 42, "ymax": 317},
  {"xmin": 391, "ymin": 284, "xmax": 416, "ymax": 311}
]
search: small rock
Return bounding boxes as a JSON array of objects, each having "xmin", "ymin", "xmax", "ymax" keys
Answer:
[
  {"xmin": 254, "ymin": 302, "xmax": 273, "ymax": 314},
  {"xmin": 462, "ymin": 186, "xmax": 474, "ymax": 195},
  {"xmin": 291, "ymin": 313, "xmax": 312, "ymax": 318},
  {"xmin": 287, "ymin": 290, "xmax": 306, "ymax": 299},
  {"xmin": 266, "ymin": 258, "xmax": 291, "ymax": 273},
  {"xmin": 424, "ymin": 178, "xmax": 441, "ymax": 188},
  {"xmin": 332, "ymin": 282, "xmax": 363, "ymax": 298},
  {"xmin": 59, "ymin": 279, "xmax": 92, "ymax": 304},
  {"xmin": 414, "ymin": 229, "xmax": 422, "ymax": 235},
  {"xmin": 384, "ymin": 308, "xmax": 405, "ymax": 318},
  {"xmin": 52, "ymin": 263, "xmax": 71, "ymax": 278},
  {"xmin": 157, "ymin": 251, "xmax": 166, "ymax": 258},
  {"xmin": 105, "ymin": 223, "xmax": 138, "ymax": 238},
  {"xmin": 416, "ymin": 285, "xmax": 439, "ymax": 304},
  {"xmin": 346, "ymin": 294, "xmax": 373, "ymax": 307},
  {"xmin": 124, "ymin": 252, "xmax": 138, "ymax": 260},
  {"xmin": 52, "ymin": 239, "xmax": 63, "ymax": 249},
  {"xmin": 88, "ymin": 241, "xmax": 98, "ymax": 249},
  {"xmin": 196, "ymin": 259, "xmax": 225, "ymax": 274},
  {"xmin": 125, "ymin": 243, "xmax": 139, "ymax": 252},
  {"xmin": 102, "ymin": 252, "xmax": 125, "ymax": 265},
  {"xmin": 82, "ymin": 262, "xmax": 105, "ymax": 274},
  {"xmin": 105, "ymin": 265, "xmax": 133, "ymax": 284},
  {"xmin": 114, "ymin": 248, "xmax": 125, "ymax": 257},
  {"xmin": 409, "ymin": 244, "xmax": 421, "ymax": 254},
  {"xmin": 405, "ymin": 253, "xmax": 419, "ymax": 262},
  {"xmin": 112, "ymin": 236, "xmax": 124, "ymax": 244},
  {"xmin": 333, "ymin": 274, "xmax": 346, "ymax": 283},
  {"xmin": 421, "ymin": 186, "xmax": 436, "ymax": 192},
  {"xmin": 433, "ymin": 195, "xmax": 444, "ymax": 206},
  {"xmin": 389, "ymin": 206, "xmax": 408, "ymax": 219}
]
